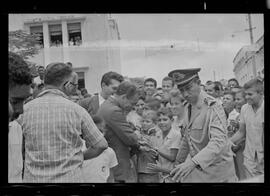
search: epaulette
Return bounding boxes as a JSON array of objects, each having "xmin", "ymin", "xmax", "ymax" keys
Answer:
[
  {"xmin": 204, "ymin": 96, "xmax": 216, "ymax": 107},
  {"xmin": 182, "ymin": 100, "xmax": 188, "ymax": 106}
]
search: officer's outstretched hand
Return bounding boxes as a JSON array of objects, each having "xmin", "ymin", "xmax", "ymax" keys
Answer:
[{"xmin": 170, "ymin": 159, "xmax": 196, "ymax": 182}]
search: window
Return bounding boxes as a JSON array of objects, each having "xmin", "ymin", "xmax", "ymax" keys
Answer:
[
  {"xmin": 30, "ymin": 25, "xmax": 44, "ymax": 47},
  {"xmin": 49, "ymin": 24, "xmax": 62, "ymax": 47},
  {"xmin": 67, "ymin": 22, "xmax": 82, "ymax": 46},
  {"xmin": 76, "ymin": 72, "xmax": 85, "ymax": 90}
]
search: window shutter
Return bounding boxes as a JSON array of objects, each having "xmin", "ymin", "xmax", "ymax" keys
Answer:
[
  {"xmin": 30, "ymin": 26, "xmax": 43, "ymax": 34},
  {"xmin": 67, "ymin": 23, "xmax": 81, "ymax": 33}
]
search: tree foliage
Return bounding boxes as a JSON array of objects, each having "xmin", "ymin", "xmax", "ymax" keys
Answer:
[
  {"xmin": 9, "ymin": 30, "xmax": 41, "ymax": 60},
  {"xmin": 9, "ymin": 30, "xmax": 41, "ymax": 76}
]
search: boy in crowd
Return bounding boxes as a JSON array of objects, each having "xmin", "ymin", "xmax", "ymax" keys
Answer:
[
  {"xmin": 230, "ymin": 78, "xmax": 264, "ymax": 180},
  {"xmin": 229, "ymin": 89, "xmax": 247, "ymax": 180},
  {"xmin": 161, "ymin": 76, "xmax": 174, "ymax": 104},
  {"xmin": 148, "ymin": 107, "xmax": 181, "ymax": 182},
  {"xmin": 144, "ymin": 78, "xmax": 157, "ymax": 101},
  {"xmin": 222, "ymin": 91, "xmax": 236, "ymax": 119},
  {"xmin": 137, "ymin": 110, "xmax": 160, "ymax": 182},
  {"xmin": 82, "ymin": 115, "xmax": 118, "ymax": 182}
]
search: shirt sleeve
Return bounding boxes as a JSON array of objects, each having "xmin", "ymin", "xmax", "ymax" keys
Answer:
[
  {"xmin": 175, "ymin": 133, "xmax": 190, "ymax": 164},
  {"xmin": 8, "ymin": 122, "xmax": 23, "ymax": 183},
  {"xmin": 105, "ymin": 108, "xmax": 139, "ymax": 148},
  {"xmin": 169, "ymin": 132, "xmax": 181, "ymax": 150},
  {"xmin": 239, "ymin": 105, "xmax": 247, "ymax": 125},
  {"xmin": 108, "ymin": 148, "xmax": 118, "ymax": 168},
  {"xmin": 80, "ymin": 108, "xmax": 104, "ymax": 148},
  {"xmin": 192, "ymin": 105, "xmax": 228, "ymax": 170}
]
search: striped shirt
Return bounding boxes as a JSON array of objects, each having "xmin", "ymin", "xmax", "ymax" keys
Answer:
[{"xmin": 21, "ymin": 88, "xmax": 104, "ymax": 183}]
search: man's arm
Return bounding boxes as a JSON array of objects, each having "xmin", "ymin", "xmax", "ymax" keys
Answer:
[
  {"xmin": 105, "ymin": 108, "xmax": 139, "ymax": 148},
  {"xmin": 156, "ymin": 148, "xmax": 179, "ymax": 162},
  {"xmin": 81, "ymin": 109, "xmax": 108, "ymax": 160},
  {"xmin": 230, "ymin": 123, "xmax": 246, "ymax": 145},
  {"xmin": 175, "ymin": 134, "xmax": 190, "ymax": 164},
  {"xmin": 83, "ymin": 138, "xmax": 108, "ymax": 160}
]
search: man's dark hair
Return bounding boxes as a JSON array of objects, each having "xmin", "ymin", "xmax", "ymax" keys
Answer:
[
  {"xmin": 66, "ymin": 62, "xmax": 72, "ymax": 68},
  {"xmin": 115, "ymin": 81, "xmax": 138, "ymax": 99},
  {"xmin": 44, "ymin": 62, "xmax": 73, "ymax": 86},
  {"xmin": 224, "ymin": 90, "xmax": 236, "ymax": 101},
  {"xmin": 206, "ymin": 80, "xmax": 213, "ymax": 85},
  {"xmin": 243, "ymin": 77, "xmax": 264, "ymax": 93},
  {"xmin": 213, "ymin": 81, "xmax": 223, "ymax": 92},
  {"xmin": 157, "ymin": 87, "xmax": 162, "ymax": 91},
  {"xmin": 144, "ymin": 78, "xmax": 157, "ymax": 88},
  {"xmin": 101, "ymin": 71, "xmax": 124, "ymax": 87},
  {"xmin": 9, "ymin": 52, "xmax": 32, "ymax": 89},
  {"xmin": 38, "ymin": 66, "xmax": 45, "ymax": 70},
  {"xmin": 228, "ymin": 78, "xmax": 239, "ymax": 86},
  {"xmin": 162, "ymin": 76, "xmax": 174, "ymax": 87},
  {"xmin": 157, "ymin": 107, "xmax": 173, "ymax": 119},
  {"xmin": 145, "ymin": 97, "xmax": 161, "ymax": 111}
]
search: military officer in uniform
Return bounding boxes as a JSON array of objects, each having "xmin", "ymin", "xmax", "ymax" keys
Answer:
[{"xmin": 169, "ymin": 68, "xmax": 237, "ymax": 182}]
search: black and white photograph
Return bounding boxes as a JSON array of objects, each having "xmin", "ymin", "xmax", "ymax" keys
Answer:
[{"xmin": 8, "ymin": 13, "xmax": 264, "ymax": 186}]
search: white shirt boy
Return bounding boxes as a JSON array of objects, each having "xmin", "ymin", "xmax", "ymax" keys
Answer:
[{"xmin": 82, "ymin": 145, "xmax": 118, "ymax": 182}]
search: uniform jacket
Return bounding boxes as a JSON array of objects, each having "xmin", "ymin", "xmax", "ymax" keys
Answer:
[
  {"xmin": 97, "ymin": 96, "xmax": 140, "ymax": 182},
  {"xmin": 78, "ymin": 93, "xmax": 99, "ymax": 116},
  {"xmin": 176, "ymin": 91, "xmax": 237, "ymax": 182}
]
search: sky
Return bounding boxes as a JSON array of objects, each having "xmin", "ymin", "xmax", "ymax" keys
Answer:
[{"xmin": 112, "ymin": 14, "xmax": 264, "ymax": 86}]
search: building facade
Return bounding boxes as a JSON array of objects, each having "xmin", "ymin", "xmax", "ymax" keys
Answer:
[
  {"xmin": 9, "ymin": 14, "xmax": 121, "ymax": 94},
  {"xmin": 233, "ymin": 35, "xmax": 264, "ymax": 86}
]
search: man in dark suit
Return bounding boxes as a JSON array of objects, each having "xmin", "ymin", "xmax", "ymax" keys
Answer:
[
  {"xmin": 79, "ymin": 71, "xmax": 124, "ymax": 116},
  {"xmin": 97, "ymin": 81, "xmax": 141, "ymax": 183}
]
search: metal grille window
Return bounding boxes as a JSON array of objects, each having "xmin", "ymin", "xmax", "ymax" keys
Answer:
[
  {"xmin": 30, "ymin": 25, "xmax": 44, "ymax": 47},
  {"xmin": 49, "ymin": 24, "xmax": 62, "ymax": 47},
  {"xmin": 67, "ymin": 22, "xmax": 82, "ymax": 46}
]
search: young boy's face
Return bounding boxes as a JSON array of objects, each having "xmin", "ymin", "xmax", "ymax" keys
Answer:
[
  {"xmin": 135, "ymin": 99, "xmax": 145, "ymax": 116},
  {"xmin": 141, "ymin": 117, "xmax": 155, "ymax": 131},
  {"xmin": 169, "ymin": 97, "xmax": 184, "ymax": 116},
  {"xmin": 245, "ymin": 87, "xmax": 263, "ymax": 106},
  {"xmin": 235, "ymin": 93, "xmax": 246, "ymax": 110},
  {"xmin": 157, "ymin": 114, "xmax": 172, "ymax": 132},
  {"xmin": 144, "ymin": 81, "xmax": 156, "ymax": 96}
]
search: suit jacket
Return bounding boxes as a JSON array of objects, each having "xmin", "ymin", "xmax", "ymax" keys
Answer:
[
  {"xmin": 97, "ymin": 96, "xmax": 139, "ymax": 182},
  {"xmin": 78, "ymin": 94, "xmax": 99, "ymax": 116},
  {"xmin": 176, "ymin": 91, "xmax": 237, "ymax": 182}
]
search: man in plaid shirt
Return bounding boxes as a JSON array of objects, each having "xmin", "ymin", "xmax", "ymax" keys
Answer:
[{"xmin": 21, "ymin": 62, "xmax": 108, "ymax": 183}]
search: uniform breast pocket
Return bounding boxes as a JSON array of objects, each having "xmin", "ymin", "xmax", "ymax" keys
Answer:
[{"xmin": 190, "ymin": 123, "xmax": 204, "ymax": 142}]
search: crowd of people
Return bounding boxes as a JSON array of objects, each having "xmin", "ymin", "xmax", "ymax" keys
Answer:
[{"xmin": 9, "ymin": 51, "xmax": 264, "ymax": 183}]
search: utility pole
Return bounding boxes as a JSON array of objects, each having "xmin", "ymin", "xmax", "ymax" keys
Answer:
[
  {"xmin": 213, "ymin": 70, "xmax": 216, "ymax": 81},
  {"xmin": 247, "ymin": 14, "xmax": 254, "ymax": 44},
  {"xmin": 247, "ymin": 14, "xmax": 257, "ymax": 77}
]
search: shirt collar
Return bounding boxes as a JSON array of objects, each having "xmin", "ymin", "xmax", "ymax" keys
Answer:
[
  {"xmin": 36, "ymin": 88, "xmax": 69, "ymax": 99},
  {"xmin": 189, "ymin": 90, "xmax": 205, "ymax": 110},
  {"xmin": 249, "ymin": 98, "xmax": 264, "ymax": 113},
  {"xmin": 98, "ymin": 93, "xmax": 106, "ymax": 106}
]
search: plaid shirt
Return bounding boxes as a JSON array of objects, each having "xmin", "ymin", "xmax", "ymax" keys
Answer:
[{"xmin": 21, "ymin": 88, "xmax": 104, "ymax": 183}]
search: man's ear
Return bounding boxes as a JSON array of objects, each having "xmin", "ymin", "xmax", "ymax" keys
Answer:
[{"xmin": 101, "ymin": 82, "xmax": 106, "ymax": 89}]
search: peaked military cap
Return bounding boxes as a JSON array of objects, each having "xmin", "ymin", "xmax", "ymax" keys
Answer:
[{"xmin": 168, "ymin": 68, "xmax": 201, "ymax": 88}]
